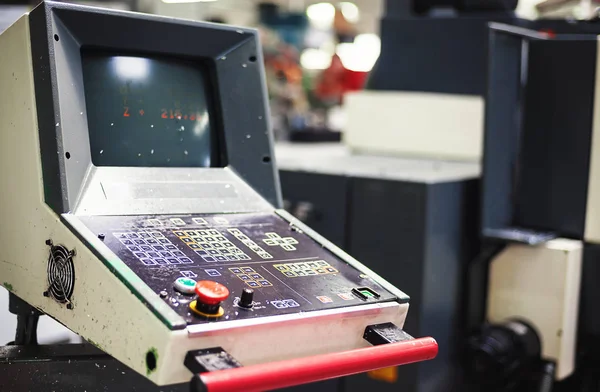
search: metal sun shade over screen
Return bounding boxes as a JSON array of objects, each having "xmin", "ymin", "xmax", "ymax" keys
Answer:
[{"xmin": 82, "ymin": 51, "xmax": 214, "ymax": 167}]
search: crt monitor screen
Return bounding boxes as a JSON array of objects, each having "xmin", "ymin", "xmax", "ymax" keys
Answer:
[{"xmin": 82, "ymin": 51, "xmax": 214, "ymax": 167}]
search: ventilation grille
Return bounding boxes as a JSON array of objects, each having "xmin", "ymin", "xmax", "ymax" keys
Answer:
[{"xmin": 45, "ymin": 242, "xmax": 75, "ymax": 306}]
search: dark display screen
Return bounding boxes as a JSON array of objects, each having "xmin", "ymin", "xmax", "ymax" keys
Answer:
[{"xmin": 82, "ymin": 52, "xmax": 214, "ymax": 167}]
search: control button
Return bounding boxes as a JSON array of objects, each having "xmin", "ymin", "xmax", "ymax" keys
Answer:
[
  {"xmin": 180, "ymin": 257, "xmax": 193, "ymax": 264},
  {"xmin": 258, "ymin": 280, "xmax": 272, "ymax": 287},
  {"xmin": 147, "ymin": 219, "xmax": 162, "ymax": 226},
  {"xmin": 170, "ymin": 218, "xmax": 186, "ymax": 226},
  {"xmin": 246, "ymin": 281, "xmax": 259, "ymax": 288},
  {"xmin": 180, "ymin": 270, "xmax": 198, "ymax": 278},
  {"xmin": 167, "ymin": 258, "xmax": 180, "ymax": 265},
  {"xmin": 195, "ymin": 281, "xmax": 229, "ymax": 305},
  {"xmin": 193, "ymin": 218, "xmax": 208, "ymax": 225},
  {"xmin": 202, "ymin": 256, "xmax": 216, "ymax": 262},
  {"xmin": 250, "ymin": 274, "xmax": 263, "ymax": 280},
  {"xmin": 174, "ymin": 231, "xmax": 186, "ymax": 237},
  {"xmin": 283, "ymin": 299, "xmax": 300, "ymax": 307},
  {"xmin": 205, "ymin": 269, "xmax": 221, "ymax": 277},
  {"xmin": 239, "ymin": 288, "xmax": 254, "ymax": 308},
  {"xmin": 174, "ymin": 277, "xmax": 197, "ymax": 295},
  {"xmin": 155, "ymin": 259, "xmax": 168, "ymax": 265},
  {"xmin": 338, "ymin": 293, "xmax": 354, "ymax": 301},
  {"xmin": 241, "ymin": 267, "xmax": 255, "ymax": 273},
  {"xmin": 238, "ymin": 274, "xmax": 251, "ymax": 281},
  {"xmin": 271, "ymin": 300, "xmax": 287, "ymax": 309},
  {"xmin": 141, "ymin": 259, "xmax": 156, "ymax": 265},
  {"xmin": 229, "ymin": 268, "xmax": 242, "ymax": 274},
  {"xmin": 141, "ymin": 245, "xmax": 153, "ymax": 251}
]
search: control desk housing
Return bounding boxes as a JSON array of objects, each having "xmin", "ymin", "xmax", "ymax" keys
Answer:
[{"xmin": 0, "ymin": 1, "xmax": 411, "ymax": 386}]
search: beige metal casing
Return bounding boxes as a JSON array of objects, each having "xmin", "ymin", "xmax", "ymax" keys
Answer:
[
  {"xmin": 0, "ymin": 16, "xmax": 409, "ymax": 385},
  {"xmin": 584, "ymin": 37, "xmax": 600, "ymax": 244},
  {"xmin": 486, "ymin": 239, "xmax": 583, "ymax": 380},
  {"xmin": 343, "ymin": 90, "xmax": 484, "ymax": 161}
]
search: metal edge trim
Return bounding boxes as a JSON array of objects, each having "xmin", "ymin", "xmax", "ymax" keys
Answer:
[{"xmin": 186, "ymin": 301, "xmax": 402, "ymax": 336}]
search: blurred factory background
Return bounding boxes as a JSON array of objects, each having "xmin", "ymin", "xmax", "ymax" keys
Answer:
[{"xmin": 2, "ymin": 0, "xmax": 600, "ymax": 391}]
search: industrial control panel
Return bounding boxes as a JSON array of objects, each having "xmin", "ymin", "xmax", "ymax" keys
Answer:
[{"xmin": 79, "ymin": 213, "xmax": 396, "ymax": 324}]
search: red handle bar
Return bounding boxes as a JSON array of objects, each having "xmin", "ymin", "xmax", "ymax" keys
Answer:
[{"xmin": 192, "ymin": 336, "xmax": 438, "ymax": 392}]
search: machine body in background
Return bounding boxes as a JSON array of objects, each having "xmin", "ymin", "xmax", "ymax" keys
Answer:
[
  {"xmin": 470, "ymin": 24, "xmax": 600, "ymax": 390},
  {"xmin": 277, "ymin": 143, "xmax": 480, "ymax": 392}
]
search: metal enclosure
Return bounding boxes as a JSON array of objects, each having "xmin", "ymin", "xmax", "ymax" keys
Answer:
[{"xmin": 278, "ymin": 144, "xmax": 480, "ymax": 392}]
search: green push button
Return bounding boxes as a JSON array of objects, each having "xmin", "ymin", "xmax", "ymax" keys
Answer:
[{"xmin": 174, "ymin": 277, "xmax": 197, "ymax": 295}]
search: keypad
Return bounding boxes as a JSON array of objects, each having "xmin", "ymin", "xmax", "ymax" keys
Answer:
[
  {"xmin": 228, "ymin": 228, "xmax": 273, "ymax": 259},
  {"xmin": 274, "ymin": 260, "xmax": 338, "ymax": 277},
  {"xmin": 229, "ymin": 266, "xmax": 272, "ymax": 288},
  {"xmin": 174, "ymin": 229, "xmax": 251, "ymax": 263},
  {"xmin": 114, "ymin": 231, "xmax": 192, "ymax": 266}
]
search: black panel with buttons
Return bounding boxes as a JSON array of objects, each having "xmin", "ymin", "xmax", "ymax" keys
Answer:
[{"xmin": 78, "ymin": 212, "xmax": 399, "ymax": 325}]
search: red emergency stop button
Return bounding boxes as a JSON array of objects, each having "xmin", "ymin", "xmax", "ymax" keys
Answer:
[{"xmin": 195, "ymin": 280, "xmax": 229, "ymax": 305}]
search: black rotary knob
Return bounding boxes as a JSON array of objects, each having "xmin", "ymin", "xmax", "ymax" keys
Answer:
[{"xmin": 239, "ymin": 288, "xmax": 254, "ymax": 309}]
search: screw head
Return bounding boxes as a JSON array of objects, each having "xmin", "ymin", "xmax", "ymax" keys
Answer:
[
  {"xmin": 66, "ymin": 303, "xmax": 73, "ymax": 310},
  {"xmin": 98, "ymin": 233, "xmax": 106, "ymax": 240},
  {"xmin": 159, "ymin": 290, "xmax": 168, "ymax": 299}
]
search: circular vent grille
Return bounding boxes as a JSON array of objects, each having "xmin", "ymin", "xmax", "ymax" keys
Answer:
[{"xmin": 46, "ymin": 244, "xmax": 75, "ymax": 304}]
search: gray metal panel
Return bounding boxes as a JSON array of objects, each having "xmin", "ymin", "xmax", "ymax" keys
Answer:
[
  {"xmin": 514, "ymin": 39, "xmax": 596, "ymax": 237},
  {"xmin": 580, "ymin": 244, "xmax": 600, "ymax": 341},
  {"xmin": 419, "ymin": 180, "xmax": 479, "ymax": 392},
  {"xmin": 279, "ymin": 170, "xmax": 348, "ymax": 249},
  {"xmin": 29, "ymin": 1, "xmax": 281, "ymax": 214},
  {"xmin": 343, "ymin": 177, "xmax": 479, "ymax": 392},
  {"xmin": 480, "ymin": 27, "xmax": 523, "ymax": 233},
  {"xmin": 346, "ymin": 178, "xmax": 428, "ymax": 333},
  {"xmin": 74, "ymin": 167, "xmax": 272, "ymax": 215}
]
